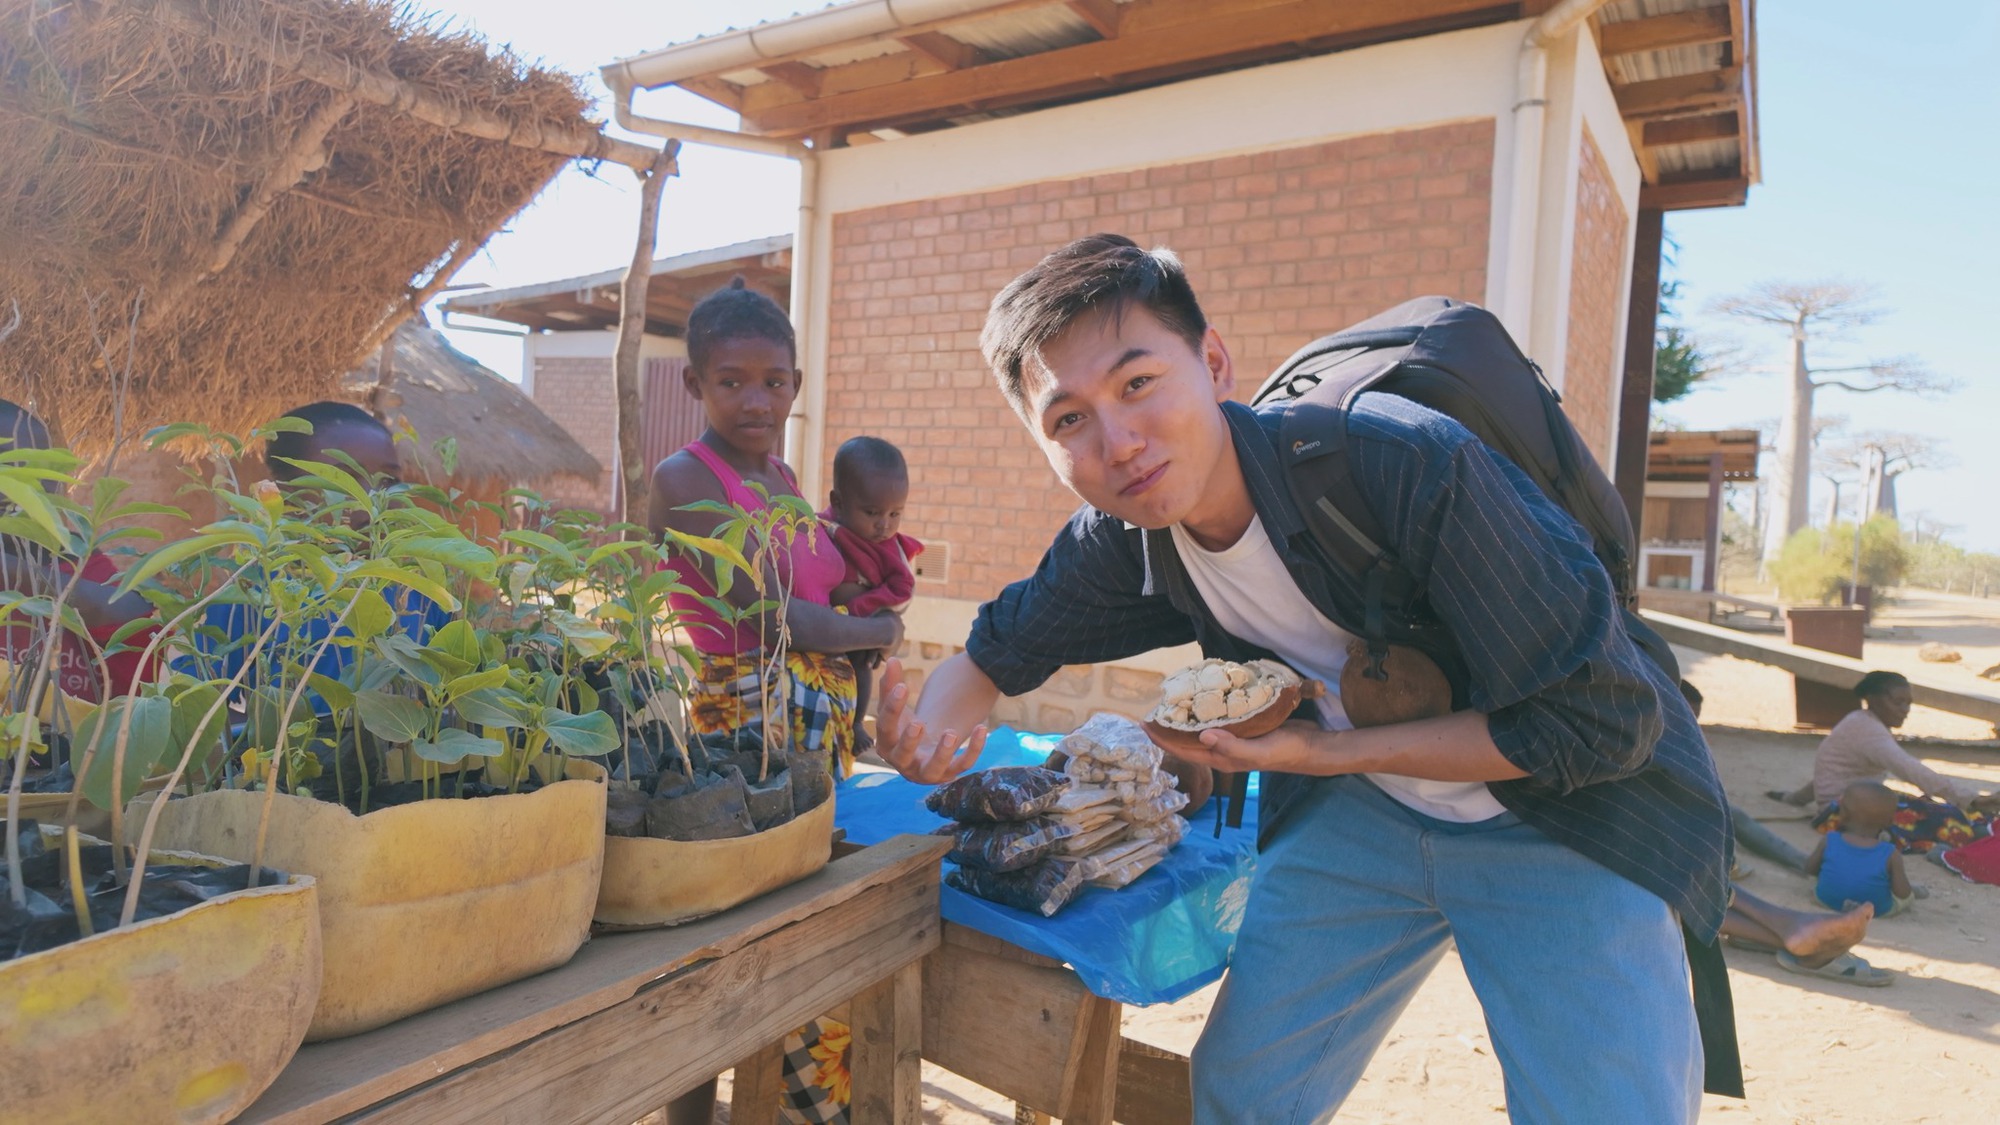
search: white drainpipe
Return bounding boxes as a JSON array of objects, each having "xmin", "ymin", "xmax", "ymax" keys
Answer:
[
  {"xmin": 1494, "ymin": 0, "xmax": 1614, "ymax": 343},
  {"xmin": 606, "ymin": 80, "xmax": 826, "ymax": 489}
]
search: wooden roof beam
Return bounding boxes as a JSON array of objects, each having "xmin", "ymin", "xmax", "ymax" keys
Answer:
[
  {"xmin": 760, "ymin": 61, "xmax": 825, "ymax": 99},
  {"xmin": 1613, "ymin": 66, "xmax": 1742, "ymax": 119},
  {"xmin": 1067, "ymin": 0, "xmax": 1123, "ymax": 38},
  {"xmin": 1642, "ymin": 111, "xmax": 1738, "ymax": 148},
  {"xmin": 744, "ymin": 0, "xmax": 1514, "ymax": 136},
  {"xmin": 1639, "ymin": 175, "xmax": 1747, "ymax": 211},
  {"xmin": 1597, "ymin": 6, "xmax": 1732, "ymax": 57},
  {"xmin": 897, "ymin": 32, "xmax": 982, "ymax": 70}
]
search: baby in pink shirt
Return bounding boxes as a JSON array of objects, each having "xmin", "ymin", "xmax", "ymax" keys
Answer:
[{"xmin": 821, "ymin": 436, "xmax": 924, "ymax": 750}]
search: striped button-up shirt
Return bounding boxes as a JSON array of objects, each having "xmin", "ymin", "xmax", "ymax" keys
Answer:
[{"xmin": 967, "ymin": 396, "xmax": 1732, "ymax": 940}]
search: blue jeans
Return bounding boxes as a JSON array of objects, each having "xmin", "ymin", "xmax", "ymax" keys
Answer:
[{"xmin": 1191, "ymin": 775, "xmax": 1700, "ymax": 1124}]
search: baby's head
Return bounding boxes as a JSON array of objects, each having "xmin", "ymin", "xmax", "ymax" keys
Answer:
[
  {"xmin": 828, "ymin": 436, "xmax": 908, "ymax": 543},
  {"xmin": 1839, "ymin": 781, "xmax": 1899, "ymax": 837}
]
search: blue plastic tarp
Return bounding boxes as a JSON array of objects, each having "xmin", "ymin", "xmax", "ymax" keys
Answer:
[{"xmin": 835, "ymin": 727, "xmax": 1259, "ymax": 1006}]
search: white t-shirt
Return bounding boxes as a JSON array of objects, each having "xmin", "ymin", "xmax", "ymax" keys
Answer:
[{"xmin": 1169, "ymin": 516, "xmax": 1506, "ymax": 823}]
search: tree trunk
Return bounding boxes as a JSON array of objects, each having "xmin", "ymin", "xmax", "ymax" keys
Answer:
[
  {"xmin": 613, "ymin": 142, "xmax": 680, "ymax": 525},
  {"xmin": 1760, "ymin": 323, "xmax": 1815, "ymax": 566}
]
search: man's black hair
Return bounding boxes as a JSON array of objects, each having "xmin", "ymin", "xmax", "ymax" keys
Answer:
[
  {"xmin": 685, "ymin": 276, "xmax": 795, "ymax": 373},
  {"xmin": 979, "ymin": 233, "xmax": 1208, "ymax": 412},
  {"xmin": 1853, "ymin": 670, "xmax": 1910, "ymax": 701},
  {"xmin": 832, "ymin": 435, "xmax": 908, "ymax": 493},
  {"xmin": 0, "ymin": 398, "xmax": 50, "ymax": 451},
  {"xmin": 266, "ymin": 401, "xmax": 387, "ymax": 480}
]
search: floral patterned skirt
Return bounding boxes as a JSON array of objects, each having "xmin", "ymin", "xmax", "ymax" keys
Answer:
[
  {"xmin": 689, "ymin": 648, "xmax": 857, "ymax": 778},
  {"xmin": 1814, "ymin": 793, "xmax": 1992, "ymax": 854},
  {"xmin": 689, "ymin": 649, "xmax": 856, "ymax": 1123}
]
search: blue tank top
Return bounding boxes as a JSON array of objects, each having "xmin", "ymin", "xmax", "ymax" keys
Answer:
[{"xmin": 1816, "ymin": 833, "xmax": 1896, "ymax": 914}]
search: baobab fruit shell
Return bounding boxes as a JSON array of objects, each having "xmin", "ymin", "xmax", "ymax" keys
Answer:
[
  {"xmin": 1143, "ymin": 658, "xmax": 1320, "ymax": 756},
  {"xmin": 1338, "ymin": 639, "xmax": 1453, "ymax": 728}
]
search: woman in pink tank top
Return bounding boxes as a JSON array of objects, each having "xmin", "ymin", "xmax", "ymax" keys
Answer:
[
  {"xmin": 647, "ymin": 280, "xmax": 899, "ymax": 1125},
  {"xmin": 648, "ymin": 280, "xmax": 902, "ymax": 781}
]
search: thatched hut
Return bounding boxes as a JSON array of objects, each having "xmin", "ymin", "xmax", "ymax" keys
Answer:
[
  {"xmin": 342, "ymin": 320, "xmax": 600, "ymax": 538},
  {"xmin": 0, "ymin": 0, "xmax": 658, "ymax": 451}
]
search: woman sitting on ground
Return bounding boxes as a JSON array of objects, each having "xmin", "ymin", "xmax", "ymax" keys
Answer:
[{"xmin": 1796, "ymin": 671, "xmax": 1998, "ymax": 854}]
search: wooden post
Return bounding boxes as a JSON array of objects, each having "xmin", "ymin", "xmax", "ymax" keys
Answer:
[
  {"xmin": 848, "ymin": 962, "xmax": 924, "ymax": 1123},
  {"xmin": 728, "ymin": 1044, "xmax": 784, "ymax": 1122},
  {"xmin": 1615, "ymin": 207, "xmax": 1665, "ymax": 540},
  {"xmin": 613, "ymin": 141, "xmax": 681, "ymax": 524},
  {"xmin": 1702, "ymin": 451, "xmax": 1724, "ymax": 592}
]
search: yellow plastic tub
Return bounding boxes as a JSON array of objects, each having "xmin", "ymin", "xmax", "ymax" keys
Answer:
[
  {"xmin": 137, "ymin": 759, "xmax": 605, "ymax": 1040},
  {"xmin": 594, "ymin": 788, "xmax": 835, "ymax": 930},
  {"xmin": 0, "ymin": 840, "xmax": 320, "ymax": 1125}
]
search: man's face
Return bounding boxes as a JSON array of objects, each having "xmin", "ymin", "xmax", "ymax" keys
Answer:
[{"xmin": 1018, "ymin": 305, "xmax": 1237, "ymax": 529}]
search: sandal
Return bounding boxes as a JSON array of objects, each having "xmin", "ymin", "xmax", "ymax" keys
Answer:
[{"xmin": 1775, "ymin": 950, "xmax": 1894, "ymax": 987}]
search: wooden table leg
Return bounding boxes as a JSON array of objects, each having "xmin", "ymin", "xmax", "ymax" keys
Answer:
[
  {"xmin": 1060, "ymin": 994, "xmax": 1122, "ymax": 1125},
  {"xmin": 728, "ymin": 1043, "xmax": 784, "ymax": 1125},
  {"xmin": 849, "ymin": 961, "xmax": 923, "ymax": 1123}
]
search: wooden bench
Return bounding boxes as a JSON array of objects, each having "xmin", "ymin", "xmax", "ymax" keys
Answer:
[
  {"xmin": 1637, "ymin": 587, "xmax": 1783, "ymax": 625},
  {"xmin": 238, "ymin": 834, "xmax": 949, "ymax": 1124},
  {"xmin": 1642, "ymin": 609, "xmax": 2000, "ymax": 727}
]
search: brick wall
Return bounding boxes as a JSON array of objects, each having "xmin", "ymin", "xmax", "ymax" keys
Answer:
[
  {"xmin": 822, "ymin": 119, "xmax": 1497, "ymax": 605},
  {"xmin": 1561, "ymin": 124, "xmax": 1628, "ymax": 467},
  {"xmin": 530, "ymin": 356, "xmax": 617, "ymax": 511}
]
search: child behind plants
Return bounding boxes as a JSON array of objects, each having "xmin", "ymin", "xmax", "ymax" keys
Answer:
[
  {"xmin": 821, "ymin": 436, "xmax": 924, "ymax": 754},
  {"xmin": 1806, "ymin": 781, "xmax": 1915, "ymax": 917}
]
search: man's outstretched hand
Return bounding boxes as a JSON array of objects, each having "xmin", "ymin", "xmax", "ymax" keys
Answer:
[{"xmin": 875, "ymin": 657, "xmax": 988, "ymax": 785}]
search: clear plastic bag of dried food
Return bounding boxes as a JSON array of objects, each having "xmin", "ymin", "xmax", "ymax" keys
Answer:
[
  {"xmin": 946, "ymin": 856, "xmax": 1086, "ymax": 917},
  {"xmin": 924, "ymin": 765, "xmax": 1070, "ymax": 822},
  {"xmin": 942, "ymin": 817, "xmax": 1081, "ymax": 872},
  {"xmin": 1058, "ymin": 713, "xmax": 1164, "ymax": 774},
  {"xmin": 1119, "ymin": 782, "xmax": 1189, "ymax": 824},
  {"xmin": 1083, "ymin": 840, "xmax": 1169, "ymax": 889}
]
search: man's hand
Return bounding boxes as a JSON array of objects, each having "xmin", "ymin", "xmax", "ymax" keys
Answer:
[
  {"xmin": 1177, "ymin": 719, "xmax": 1343, "ymax": 776},
  {"xmin": 875, "ymin": 657, "xmax": 987, "ymax": 784}
]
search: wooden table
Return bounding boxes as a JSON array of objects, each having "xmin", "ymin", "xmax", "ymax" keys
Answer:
[
  {"xmin": 238, "ymin": 834, "xmax": 949, "ymax": 1125},
  {"xmin": 922, "ymin": 923, "xmax": 1195, "ymax": 1125}
]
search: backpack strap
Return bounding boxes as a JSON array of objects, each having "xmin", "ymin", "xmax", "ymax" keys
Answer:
[{"xmin": 1277, "ymin": 373, "xmax": 1419, "ymax": 680}]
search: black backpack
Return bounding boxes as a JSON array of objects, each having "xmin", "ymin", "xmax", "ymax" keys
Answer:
[{"xmin": 1249, "ymin": 296, "xmax": 1675, "ymax": 683}]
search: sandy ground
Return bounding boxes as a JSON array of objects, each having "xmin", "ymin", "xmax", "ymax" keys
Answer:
[{"xmin": 711, "ymin": 590, "xmax": 2000, "ymax": 1124}]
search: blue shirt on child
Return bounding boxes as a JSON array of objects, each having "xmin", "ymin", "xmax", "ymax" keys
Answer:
[{"xmin": 1816, "ymin": 833, "xmax": 1897, "ymax": 914}]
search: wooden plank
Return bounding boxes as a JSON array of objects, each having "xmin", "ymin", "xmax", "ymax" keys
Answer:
[
  {"xmin": 1638, "ymin": 175, "xmax": 1748, "ymax": 211},
  {"xmin": 849, "ymin": 961, "xmax": 924, "ymax": 1123},
  {"xmin": 742, "ymin": 0, "xmax": 1513, "ymax": 136},
  {"xmin": 1116, "ymin": 1037, "xmax": 1194, "ymax": 1125},
  {"xmin": 897, "ymin": 31, "xmax": 982, "ymax": 70},
  {"xmin": 729, "ymin": 1042, "xmax": 785, "ymax": 1122},
  {"xmin": 240, "ymin": 835, "xmax": 948, "ymax": 1124},
  {"xmin": 1613, "ymin": 66, "xmax": 1742, "ymax": 119},
  {"xmin": 942, "ymin": 917, "xmax": 1066, "ymax": 969},
  {"xmin": 1643, "ymin": 111, "xmax": 1739, "ymax": 148},
  {"xmin": 1641, "ymin": 610, "xmax": 2000, "ymax": 725},
  {"xmin": 345, "ymin": 861, "xmax": 941, "ymax": 1123},
  {"xmin": 922, "ymin": 925, "xmax": 1101, "ymax": 1116},
  {"xmin": 1067, "ymin": 0, "xmax": 1124, "ymax": 38},
  {"xmin": 1597, "ymin": 6, "xmax": 1732, "ymax": 57}
]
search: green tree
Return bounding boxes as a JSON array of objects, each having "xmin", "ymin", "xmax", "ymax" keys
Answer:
[{"xmin": 1653, "ymin": 279, "xmax": 1708, "ymax": 403}]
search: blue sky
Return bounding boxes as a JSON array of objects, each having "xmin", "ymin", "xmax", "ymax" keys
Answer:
[{"xmin": 426, "ymin": 1, "xmax": 2000, "ymax": 551}]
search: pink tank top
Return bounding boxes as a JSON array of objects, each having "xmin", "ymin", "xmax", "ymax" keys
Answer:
[{"xmin": 663, "ymin": 440, "xmax": 847, "ymax": 656}]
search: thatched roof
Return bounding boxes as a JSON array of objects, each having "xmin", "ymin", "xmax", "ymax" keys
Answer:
[
  {"xmin": 342, "ymin": 320, "xmax": 599, "ymax": 489},
  {"xmin": 0, "ymin": 0, "xmax": 658, "ymax": 454}
]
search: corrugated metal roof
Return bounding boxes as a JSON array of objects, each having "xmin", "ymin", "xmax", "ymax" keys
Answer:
[{"xmin": 944, "ymin": 5, "xmax": 1101, "ymax": 58}]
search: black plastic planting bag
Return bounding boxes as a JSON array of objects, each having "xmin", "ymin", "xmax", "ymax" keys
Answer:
[
  {"xmin": 924, "ymin": 766, "xmax": 1070, "ymax": 822},
  {"xmin": 942, "ymin": 817, "xmax": 1080, "ymax": 873}
]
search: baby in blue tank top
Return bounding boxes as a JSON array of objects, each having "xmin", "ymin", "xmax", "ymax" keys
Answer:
[{"xmin": 1807, "ymin": 782, "xmax": 1914, "ymax": 916}]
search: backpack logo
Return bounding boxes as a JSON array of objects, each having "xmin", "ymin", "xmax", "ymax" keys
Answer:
[{"xmin": 1292, "ymin": 439, "xmax": 1321, "ymax": 455}]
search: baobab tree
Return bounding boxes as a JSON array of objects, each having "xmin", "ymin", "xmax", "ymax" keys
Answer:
[
  {"xmin": 1825, "ymin": 431, "xmax": 1952, "ymax": 523},
  {"xmin": 1712, "ymin": 281, "xmax": 1954, "ymax": 567}
]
